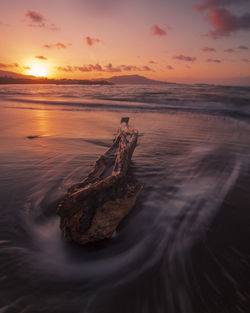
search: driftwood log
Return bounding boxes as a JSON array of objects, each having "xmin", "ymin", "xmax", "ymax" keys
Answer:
[{"xmin": 57, "ymin": 117, "xmax": 142, "ymax": 245}]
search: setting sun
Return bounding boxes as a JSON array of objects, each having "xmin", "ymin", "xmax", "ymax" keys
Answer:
[{"xmin": 29, "ymin": 65, "xmax": 48, "ymax": 77}]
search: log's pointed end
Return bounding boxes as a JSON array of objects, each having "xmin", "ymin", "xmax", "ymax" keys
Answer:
[
  {"xmin": 120, "ymin": 117, "xmax": 129, "ymax": 125},
  {"xmin": 120, "ymin": 117, "xmax": 130, "ymax": 133}
]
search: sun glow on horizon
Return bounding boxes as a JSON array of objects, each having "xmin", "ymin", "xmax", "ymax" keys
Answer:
[{"xmin": 28, "ymin": 64, "xmax": 48, "ymax": 77}]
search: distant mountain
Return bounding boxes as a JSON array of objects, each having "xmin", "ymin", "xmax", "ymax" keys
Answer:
[
  {"xmin": 105, "ymin": 75, "xmax": 172, "ymax": 85},
  {"xmin": 0, "ymin": 70, "xmax": 34, "ymax": 79}
]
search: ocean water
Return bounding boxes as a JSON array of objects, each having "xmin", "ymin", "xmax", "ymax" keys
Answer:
[{"xmin": 0, "ymin": 83, "xmax": 250, "ymax": 313}]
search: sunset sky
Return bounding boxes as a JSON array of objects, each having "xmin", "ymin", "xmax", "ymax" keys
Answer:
[{"xmin": 1, "ymin": 0, "xmax": 250, "ymax": 84}]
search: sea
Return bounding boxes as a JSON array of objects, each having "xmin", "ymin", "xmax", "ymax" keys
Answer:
[{"xmin": 0, "ymin": 83, "xmax": 250, "ymax": 313}]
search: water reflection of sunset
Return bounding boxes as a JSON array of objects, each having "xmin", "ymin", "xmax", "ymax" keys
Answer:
[{"xmin": 34, "ymin": 108, "xmax": 50, "ymax": 134}]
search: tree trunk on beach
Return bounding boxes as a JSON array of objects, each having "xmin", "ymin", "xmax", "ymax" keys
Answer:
[{"xmin": 57, "ymin": 117, "xmax": 142, "ymax": 245}]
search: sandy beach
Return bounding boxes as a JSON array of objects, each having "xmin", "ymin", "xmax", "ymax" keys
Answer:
[{"xmin": 0, "ymin": 84, "xmax": 250, "ymax": 313}]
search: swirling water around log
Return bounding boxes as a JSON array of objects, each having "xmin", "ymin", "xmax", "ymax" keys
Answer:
[{"xmin": 0, "ymin": 84, "xmax": 250, "ymax": 313}]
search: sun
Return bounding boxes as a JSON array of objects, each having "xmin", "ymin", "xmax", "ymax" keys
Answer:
[{"xmin": 29, "ymin": 65, "xmax": 48, "ymax": 77}]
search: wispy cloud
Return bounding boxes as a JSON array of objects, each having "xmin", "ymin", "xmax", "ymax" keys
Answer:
[
  {"xmin": 148, "ymin": 60, "xmax": 157, "ymax": 64},
  {"xmin": 202, "ymin": 46, "xmax": 216, "ymax": 52},
  {"xmin": 24, "ymin": 10, "xmax": 60, "ymax": 31},
  {"xmin": 57, "ymin": 66, "xmax": 74, "ymax": 72},
  {"xmin": 167, "ymin": 65, "xmax": 174, "ymax": 70},
  {"xmin": 173, "ymin": 55, "xmax": 197, "ymax": 62},
  {"xmin": 242, "ymin": 58, "xmax": 250, "ymax": 62},
  {"xmin": 151, "ymin": 25, "xmax": 166, "ymax": 36},
  {"xmin": 23, "ymin": 66, "xmax": 31, "ymax": 70},
  {"xmin": 35, "ymin": 56, "xmax": 48, "ymax": 60},
  {"xmin": 43, "ymin": 42, "xmax": 70, "ymax": 49},
  {"xmin": 206, "ymin": 58, "xmax": 222, "ymax": 63},
  {"xmin": 224, "ymin": 48, "xmax": 234, "ymax": 52},
  {"xmin": 85, "ymin": 36, "xmax": 102, "ymax": 46},
  {"xmin": 238, "ymin": 45, "xmax": 248, "ymax": 50},
  {"xmin": 57, "ymin": 63, "xmax": 153, "ymax": 73},
  {"xmin": 0, "ymin": 63, "xmax": 19, "ymax": 69}
]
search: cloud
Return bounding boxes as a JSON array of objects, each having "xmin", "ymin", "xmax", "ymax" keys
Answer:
[
  {"xmin": 57, "ymin": 64, "xmax": 103, "ymax": 73},
  {"xmin": 142, "ymin": 65, "xmax": 153, "ymax": 71},
  {"xmin": 0, "ymin": 63, "xmax": 19, "ymax": 69},
  {"xmin": 26, "ymin": 10, "xmax": 45, "ymax": 24},
  {"xmin": 89, "ymin": 64, "xmax": 103, "ymax": 71},
  {"xmin": 202, "ymin": 46, "xmax": 216, "ymax": 52},
  {"xmin": 104, "ymin": 63, "xmax": 122, "ymax": 73},
  {"xmin": 57, "ymin": 66, "xmax": 74, "ymax": 72},
  {"xmin": 43, "ymin": 42, "xmax": 70, "ymax": 49},
  {"xmin": 57, "ymin": 63, "xmax": 153, "ymax": 73},
  {"xmin": 238, "ymin": 45, "xmax": 248, "ymax": 50},
  {"xmin": 195, "ymin": 5, "xmax": 250, "ymax": 39},
  {"xmin": 242, "ymin": 58, "xmax": 250, "ymax": 62},
  {"xmin": 77, "ymin": 64, "xmax": 104, "ymax": 72},
  {"xmin": 75, "ymin": 66, "xmax": 91, "ymax": 72},
  {"xmin": 224, "ymin": 48, "xmax": 234, "ymax": 52},
  {"xmin": 151, "ymin": 25, "xmax": 166, "ymax": 36},
  {"xmin": 122, "ymin": 65, "xmax": 154, "ymax": 72},
  {"xmin": 194, "ymin": 0, "xmax": 248, "ymax": 12},
  {"xmin": 148, "ymin": 60, "xmax": 157, "ymax": 64},
  {"xmin": 205, "ymin": 8, "xmax": 250, "ymax": 38},
  {"xmin": 194, "ymin": 1, "xmax": 250, "ymax": 38},
  {"xmin": 173, "ymin": 55, "xmax": 197, "ymax": 62},
  {"xmin": 24, "ymin": 10, "xmax": 60, "ymax": 31},
  {"xmin": 167, "ymin": 65, "xmax": 174, "ymax": 70},
  {"xmin": 35, "ymin": 56, "xmax": 48, "ymax": 60},
  {"xmin": 85, "ymin": 36, "xmax": 102, "ymax": 46},
  {"xmin": 120, "ymin": 65, "xmax": 139, "ymax": 71},
  {"xmin": 23, "ymin": 66, "xmax": 31, "ymax": 70},
  {"xmin": 206, "ymin": 58, "xmax": 222, "ymax": 63}
]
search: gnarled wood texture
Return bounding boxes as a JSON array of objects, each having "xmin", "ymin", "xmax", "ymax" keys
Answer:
[{"xmin": 57, "ymin": 117, "xmax": 142, "ymax": 245}]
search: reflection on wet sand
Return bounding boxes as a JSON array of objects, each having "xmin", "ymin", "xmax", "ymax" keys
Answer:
[{"xmin": 0, "ymin": 84, "xmax": 250, "ymax": 313}]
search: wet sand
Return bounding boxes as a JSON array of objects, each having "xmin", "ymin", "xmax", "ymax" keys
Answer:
[{"xmin": 0, "ymin": 88, "xmax": 250, "ymax": 313}]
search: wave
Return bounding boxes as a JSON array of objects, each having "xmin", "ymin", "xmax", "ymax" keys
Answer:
[
  {"xmin": 1, "ymin": 128, "xmax": 249, "ymax": 313},
  {"xmin": 0, "ymin": 91, "xmax": 250, "ymax": 312},
  {"xmin": 2, "ymin": 96, "xmax": 250, "ymax": 119},
  {"xmin": 0, "ymin": 83, "xmax": 250, "ymax": 104}
]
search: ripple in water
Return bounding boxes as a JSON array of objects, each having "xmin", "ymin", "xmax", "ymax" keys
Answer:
[{"xmin": 0, "ymin": 86, "xmax": 250, "ymax": 313}]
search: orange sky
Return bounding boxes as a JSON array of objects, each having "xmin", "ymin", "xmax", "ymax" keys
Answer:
[{"xmin": 0, "ymin": 0, "xmax": 250, "ymax": 84}]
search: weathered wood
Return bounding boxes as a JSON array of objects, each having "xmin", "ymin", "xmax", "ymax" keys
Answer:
[{"xmin": 57, "ymin": 117, "xmax": 142, "ymax": 245}]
